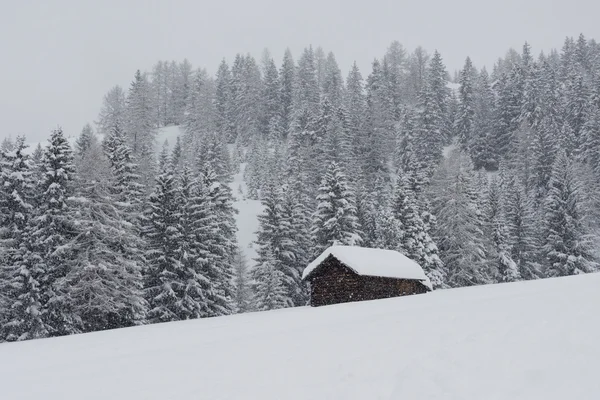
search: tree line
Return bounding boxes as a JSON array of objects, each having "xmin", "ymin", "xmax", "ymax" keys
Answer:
[{"xmin": 1, "ymin": 34, "xmax": 599, "ymax": 341}]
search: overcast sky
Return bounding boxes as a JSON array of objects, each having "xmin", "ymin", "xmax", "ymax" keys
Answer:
[{"xmin": 1, "ymin": 0, "xmax": 598, "ymax": 143}]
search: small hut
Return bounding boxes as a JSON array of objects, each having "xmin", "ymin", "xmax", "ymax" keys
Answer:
[{"xmin": 302, "ymin": 246, "xmax": 431, "ymax": 307}]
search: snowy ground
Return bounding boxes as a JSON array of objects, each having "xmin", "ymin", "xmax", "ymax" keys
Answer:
[
  {"xmin": 230, "ymin": 162, "xmax": 263, "ymax": 263},
  {"xmin": 1, "ymin": 273, "xmax": 599, "ymax": 399}
]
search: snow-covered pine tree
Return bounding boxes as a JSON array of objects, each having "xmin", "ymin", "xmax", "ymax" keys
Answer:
[
  {"xmin": 214, "ymin": 60, "xmax": 235, "ymax": 143},
  {"xmin": 170, "ymin": 166, "xmax": 214, "ymax": 319},
  {"xmin": 279, "ymin": 48, "xmax": 296, "ymax": 136},
  {"xmin": 66, "ymin": 173, "xmax": 146, "ymax": 332},
  {"xmin": 261, "ymin": 53, "xmax": 282, "ymax": 138},
  {"xmin": 455, "ymin": 57, "xmax": 476, "ymax": 149},
  {"xmin": 503, "ymin": 175, "xmax": 540, "ymax": 280},
  {"xmin": 344, "ymin": 62, "xmax": 367, "ymax": 161},
  {"xmin": 280, "ymin": 178, "xmax": 312, "ymax": 306},
  {"xmin": 0, "ymin": 136, "xmax": 36, "ymax": 341},
  {"xmin": 483, "ymin": 175, "xmax": 520, "ymax": 282},
  {"xmin": 198, "ymin": 162, "xmax": 237, "ymax": 315},
  {"xmin": 143, "ymin": 156, "xmax": 184, "ymax": 323},
  {"xmin": 126, "ymin": 70, "xmax": 155, "ymax": 154},
  {"xmin": 232, "ymin": 247, "xmax": 252, "ymax": 313},
  {"xmin": 253, "ymin": 183, "xmax": 295, "ymax": 308},
  {"xmin": 97, "ymin": 85, "xmax": 126, "ymax": 136},
  {"xmin": 75, "ymin": 123, "xmax": 96, "ymax": 156},
  {"xmin": 23, "ymin": 128, "xmax": 78, "ymax": 337},
  {"xmin": 391, "ymin": 177, "xmax": 446, "ymax": 288},
  {"xmin": 541, "ymin": 151, "xmax": 598, "ymax": 276},
  {"xmin": 251, "ymin": 249, "xmax": 287, "ymax": 312},
  {"xmin": 322, "ymin": 52, "xmax": 344, "ymax": 109},
  {"xmin": 415, "ymin": 51, "xmax": 450, "ymax": 167},
  {"xmin": 311, "ymin": 162, "xmax": 361, "ymax": 255},
  {"xmin": 429, "ymin": 151, "xmax": 489, "ymax": 287}
]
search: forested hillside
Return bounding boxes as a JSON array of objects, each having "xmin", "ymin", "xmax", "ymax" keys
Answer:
[{"xmin": 1, "ymin": 35, "xmax": 599, "ymax": 342}]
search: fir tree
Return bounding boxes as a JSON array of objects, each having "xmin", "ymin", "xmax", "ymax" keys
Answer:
[
  {"xmin": 0, "ymin": 137, "xmax": 36, "ymax": 340},
  {"xmin": 279, "ymin": 48, "xmax": 296, "ymax": 136},
  {"xmin": 143, "ymin": 159, "xmax": 184, "ymax": 323},
  {"xmin": 456, "ymin": 57, "xmax": 476, "ymax": 149},
  {"xmin": 232, "ymin": 248, "xmax": 252, "ymax": 313},
  {"xmin": 66, "ymin": 178, "xmax": 146, "ymax": 332},
  {"xmin": 391, "ymin": 177, "xmax": 446, "ymax": 288},
  {"xmin": 541, "ymin": 152, "xmax": 598, "ymax": 276},
  {"xmin": 429, "ymin": 152, "xmax": 488, "ymax": 287},
  {"xmin": 126, "ymin": 70, "xmax": 155, "ymax": 153},
  {"xmin": 251, "ymin": 250, "xmax": 287, "ymax": 311},
  {"xmin": 311, "ymin": 162, "xmax": 361, "ymax": 255}
]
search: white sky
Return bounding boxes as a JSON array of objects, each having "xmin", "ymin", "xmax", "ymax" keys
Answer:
[{"xmin": 1, "ymin": 0, "xmax": 598, "ymax": 142}]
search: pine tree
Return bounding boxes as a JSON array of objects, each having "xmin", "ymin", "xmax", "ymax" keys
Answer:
[
  {"xmin": 279, "ymin": 49, "xmax": 296, "ymax": 136},
  {"xmin": 232, "ymin": 248, "xmax": 252, "ymax": 313},
  {"xmin": 429, "ymin": 152, "xmax": 488, "ymax": 287},
  {"xmin": 529, "ymin": 116, "xmax": 558, "ymax": 203},
  {"xmin": 251, "ymin": 250, "xmax": 287, "ymax": 311},
  {"xmin": 66, "ymin": 176, "xmax": 146, "ymax": 332},
  {"xmin": 97, "ymin": 85, "xmax": 126, "ymax": 136},
  {"xmin": 541, "ymin": 152, "xmax": 598, "ymax": 276},
  {"xmin": 261, "ymin": 54, "xmax": 282, "ymax": 137},
  {"xmin": 415, "ymin": 51, "xmax": 450, "ymax": 166},
  {"xmin": 126, "ymin": 70, "xmax": 155, "ymax": 154},
  {"xmin": 198, "ymin": 162, "xmax": 237, "ymax": 315},
  {"xmin": 504, "ymin": 175, "xmax": 540, "ymax": 280},
  {"xmin": 484, "ymin": 176, "xmax": 520, "ymax": 282},
  {"xmin": 0, "ymin": 137, "xmax": 36, "ymax": 341},
  {"xmin": 75, "ymin": 124, "xmax": 96, "ymax": 156},
  {"xmin": 184, "ymin": 69, "xmax": 216, "ymax": 140},
  {"xmin": 344, "ymin": 62, "xmax": 367, "ymax": 161},
  {"xmin": 19, "ymin": 128, "xmax": 79, "ymax": 338},
  {"xmin": 470, "ymin": 69, "xmax": 498, "ymax": 170},
  {"xmin": 391, "ymin": 177, "xmax": 446, "ymax": 288},
  {"xmin": 143, "ymin": 158, "xmax": 184, "ymax": 323},
  {"xmin": 253, "ymin": 183, "xmax": 296, "ymax": 308},
  {"xmin": 455, "ymin": 57, "xmax": 476, "ymax": 148},
  {"xmin": 311, "ymin": 162, "xmax": 361, "ymax": 255},
  {"xmin": 215, "ymin": 60, "xmax": 235, "ymax": 143},
  {"xmin": 322, "ymin": 52, "xmax": 343, "ymax": 108}
]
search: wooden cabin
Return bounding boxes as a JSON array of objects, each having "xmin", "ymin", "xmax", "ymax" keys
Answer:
[{"xmin": 302, "ymin": 246, "xmax": 431, "ymax": 307}]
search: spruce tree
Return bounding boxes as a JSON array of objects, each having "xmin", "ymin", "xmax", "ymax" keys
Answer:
[
  {"xmin": 0, "ymin": 137, "xmax": 36, "ymax": 341},
  {"xmin": 66, "ymin": 178, "xmax": 146, "ymax": 332},
  {"xmin": 232, "ymin": 247, "xmax": 252, "ymax": 313},
  {"xmin": 429, "ymin": 152, "xmax": 488, "ymax": 287},
  {"xmin": 279, "ymin": 49, "xmax": 296, "ymax": 136},
  {"xmin": 126, "ymin": 70, "xmax": 155, "ymax": 154},
  {"xmin": 143, "ymin": 158, "xmax": 184, "ymax": 323},
  {"xmin": 311, "ymin": 162, "xmax": 361, "ymax": 255},
  {"xmin": 251, "ymin": 249, "xmax": 287, "ymax": 311},
  {"xmin": 456, "ymin": 57, "xmax": 476, "ymax": 149},
  {"xmin": 391, "ymin": 177, "xmax": 446, "ymax": 288},
  {"xmin": 541, "ymin": 152, "xmax": 598, "ymax": 276}
]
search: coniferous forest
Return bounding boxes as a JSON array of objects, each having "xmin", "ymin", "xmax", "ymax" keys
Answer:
[{"xmin": 1, "ymin": 35, "xmax": 600, "ymax": 342}]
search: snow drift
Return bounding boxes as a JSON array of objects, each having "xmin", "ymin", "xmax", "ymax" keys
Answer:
[{"xmin": 1, "ymin": 273, "xmax": 599, "ymax": 399}]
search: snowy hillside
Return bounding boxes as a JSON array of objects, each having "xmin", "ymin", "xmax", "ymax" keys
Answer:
[{"xmin": 1, "ymin": 273, "xmax": 598, "ymax": 399}]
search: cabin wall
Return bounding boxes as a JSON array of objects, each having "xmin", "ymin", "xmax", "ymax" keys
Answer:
[{"xmin": 308, "ymin": 256, "xmax": 428, "ymax": 307}]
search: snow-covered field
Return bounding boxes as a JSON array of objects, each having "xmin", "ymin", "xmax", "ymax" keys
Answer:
[{"xmin": 1, "ymin": 273, "xmax": 598, "ymax": 399}]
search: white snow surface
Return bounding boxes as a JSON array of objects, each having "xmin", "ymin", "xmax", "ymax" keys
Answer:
[
  {"xmin": 3, "ymin": 273, "xmax": 599, "ymax": 399},
  {"xmin": 303, "ymin": 245, "xmax": 430, "ymax": 284},
  {"xmin": 230, "ymin": 162, "xmax": 263, "ymax": 263}
]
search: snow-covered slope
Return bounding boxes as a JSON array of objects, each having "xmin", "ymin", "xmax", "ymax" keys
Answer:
[
  {"xmin": 1, "ymin": 273, "xmax": 599, "ymax": 399},
  {"xmin": 230, "ymin": 162, "xmax": 263, "ymax": 263}
]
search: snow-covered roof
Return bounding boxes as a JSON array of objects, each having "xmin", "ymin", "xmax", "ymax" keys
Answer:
[{"xmin": 302, "ymin": 246, "xmax": 431, "ymax": 288}]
